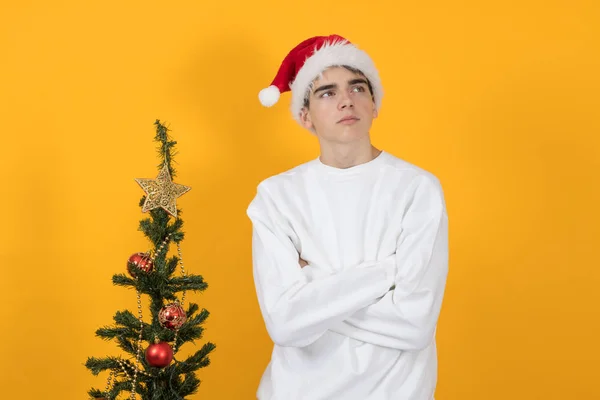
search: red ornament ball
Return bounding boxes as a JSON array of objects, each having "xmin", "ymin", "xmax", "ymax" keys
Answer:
[
  {"xmin": 127, "ymin": 252, "xmax": 153, "ymax": 277},
  {"xmin": 145, "ymin": 341, "xmax": 173, "ymax": 368},
  {"xmin": 158, "ymin": 302, "xmax": 187, "ymax": 330}
]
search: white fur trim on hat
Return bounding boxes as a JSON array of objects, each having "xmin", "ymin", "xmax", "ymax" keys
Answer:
[{"xmin": 289, "ymin": 40, "xmax": 383, "ymax": 126}]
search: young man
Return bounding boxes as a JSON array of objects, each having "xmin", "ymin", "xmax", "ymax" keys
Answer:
[{"xmin": 247, "ymin": 34, "xmax": 449, "ymax": 400}]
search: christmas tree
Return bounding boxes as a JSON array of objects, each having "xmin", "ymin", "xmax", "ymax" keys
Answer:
[{"xmin": 85, "ymin": 120, "xmax": 216, "ymax": 399}]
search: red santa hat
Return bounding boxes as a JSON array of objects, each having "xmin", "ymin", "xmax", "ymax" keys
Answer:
[{"xmin": 258, "ymin": 34, "xmax": 383, "ymax": 126}]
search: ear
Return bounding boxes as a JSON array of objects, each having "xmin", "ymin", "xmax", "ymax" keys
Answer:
[
  {"xmin": 300, "ymin": 107, "xmax": 313, "ymax": 130},
  {"xmin": 372, "ymin": 105, "xmax": 378, "ymax": 119}
]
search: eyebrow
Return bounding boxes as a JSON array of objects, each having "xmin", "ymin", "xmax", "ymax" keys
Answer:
[
  {"xmin": 313, "ymin": 79, "xmax": 369, "ymax": 95},
  {"xmin": 313, "ymin": 84, "xmax": 336, "ymax": 95},
  {"xmin": 348, "ymin": 78, "xmax": 369, "ymax": 86}
]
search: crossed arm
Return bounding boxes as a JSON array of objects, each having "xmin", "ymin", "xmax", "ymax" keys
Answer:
[{"xmin": 247, "ymin": 176, "xmax": 448, "ymax": 351}]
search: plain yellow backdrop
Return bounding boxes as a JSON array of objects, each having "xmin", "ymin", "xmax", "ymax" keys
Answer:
[{"xmin": 1, "ymin": 0, "xmax": 598, "ymax": 399}]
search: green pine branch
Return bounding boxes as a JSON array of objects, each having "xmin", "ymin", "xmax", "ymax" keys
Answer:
[
  {"xmin": 177, "ymin": 342, "xmax": 217, "ymax": 374},
  {"xmin": 114, "ymin": 310, "xmax": 140, "ymax": 327},
  {"xmin": 107, "ymin": 379, "xmax": 134, "ymax": 400},
  {"xmin": 85, "ymin": 356, "xmax": 120, "ymax": 375},
  {"xmin": 153, "ymin": 119, "xmax": 179, "ymax": 178}
]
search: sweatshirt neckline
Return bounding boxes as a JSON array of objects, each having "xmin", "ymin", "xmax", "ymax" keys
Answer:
[{"xmin": 314, "ymin": 150, "xmax": 387, "ymax": 176}]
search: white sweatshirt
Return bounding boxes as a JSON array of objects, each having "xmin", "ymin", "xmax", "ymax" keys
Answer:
[{"xmin": 246, "ymin": 150, "xmax": 449, "ymax": 400}]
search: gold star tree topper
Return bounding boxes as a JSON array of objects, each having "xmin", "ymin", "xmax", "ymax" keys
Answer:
[{"xmin": 135, "ymin": 164, "xmax": 191, "ymax": 218}]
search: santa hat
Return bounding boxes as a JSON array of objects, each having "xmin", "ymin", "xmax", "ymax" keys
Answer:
[{"xmin": 258, "ymin": 34, "xmax": 383, "ymax": 125}]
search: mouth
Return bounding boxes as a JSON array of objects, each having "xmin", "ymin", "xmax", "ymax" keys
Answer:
[{"xmin": 337, "ymin": 116, "xmax": 360, "ymax": 124}]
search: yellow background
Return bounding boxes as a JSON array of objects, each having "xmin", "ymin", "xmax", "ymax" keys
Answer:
[{"xmin": 1, "ymin": 1, "xmax": 598, "ymax": 399}]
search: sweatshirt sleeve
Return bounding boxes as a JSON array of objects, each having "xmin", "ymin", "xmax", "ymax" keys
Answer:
[
  {"xmin": 247, "ymin": 183, "xmax": 397, "ymax": 348},
  {"xmin": 329, "ymin": 175, "xmax": 449, "ymax": 351}
]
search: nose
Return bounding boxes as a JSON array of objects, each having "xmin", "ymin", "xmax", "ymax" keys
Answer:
[{"xmin": 338, "ymin": 91, "xmax": 354, "ymax": 109}]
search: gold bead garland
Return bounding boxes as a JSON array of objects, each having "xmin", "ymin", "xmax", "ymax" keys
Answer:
[
  {"xmin": 150, "ymin": 233, "xmax": 172, "ymax": 264},
  {"xmin": 129, "ymin": 286, "xmax": 144, "ymax": 400},
  {"xmin": 118, "ymin": 358, "xmax": 133, "ymax": 381},
  {"xmin": 172, "ymin": 242, "xmax": 187, "ymax": 354},
  {"xmin": 117, "ymin": 358, "xmax": 154, "ymax": 378},
  {"xmin": 103, "ymin": 370, "xmax": 114, "ymax": 399}
]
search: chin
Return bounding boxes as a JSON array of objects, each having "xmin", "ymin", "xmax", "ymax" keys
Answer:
[
  {"xmin": 337, "ymin": 126, "xmax": 370, "ymax": 141},
  {"xmin": 314, "ymin": 121, "xmax": 372, "ymax": 143},
  {"xmin": 320, "ymin": 132, "xmax": 366, "ymax": 144}
]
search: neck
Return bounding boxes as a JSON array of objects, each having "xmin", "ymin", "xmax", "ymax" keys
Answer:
[{"xmin": 317, "ymin": 136, "xmax": 382, "ymax": 169}]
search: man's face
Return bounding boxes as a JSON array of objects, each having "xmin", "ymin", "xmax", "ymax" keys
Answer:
[{"xmin": 300, "ymin": 66, "xmax": 377, "ymax": 143}]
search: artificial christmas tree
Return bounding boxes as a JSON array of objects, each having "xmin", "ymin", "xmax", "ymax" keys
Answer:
[{"xmin": 85, "ymin": 120, "xmax": 216, "ymax": 399}]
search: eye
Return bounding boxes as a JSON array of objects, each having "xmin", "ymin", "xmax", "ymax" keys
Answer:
[
  {"xmin": 320, "ymin": 90, "xmax": 335, "ymax": 98},
  {"xmin": 351, "ymin": 85, "xmax": 366, "ymax": 93}
]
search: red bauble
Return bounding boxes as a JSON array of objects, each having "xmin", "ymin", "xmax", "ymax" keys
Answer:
[
  {"xmin": 127, "ymin": 252, "xmax": 153, "ymax": 277},
  {"xmin": 158, "ymin": 302, "xmax": 187, "ymax": 330},
  {"xmin": 145, "ymin": 341, "xmax": 173, "ymax": 368}
]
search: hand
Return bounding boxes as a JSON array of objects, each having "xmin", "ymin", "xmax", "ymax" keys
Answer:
[{"xmin": 298, "ymin": 257, "xmax": 308, "ymax": 268}]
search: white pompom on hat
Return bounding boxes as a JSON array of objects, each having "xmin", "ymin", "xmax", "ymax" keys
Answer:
[{"xmin": 258, "ymin": 34, "xmax": 383, "ymax": 126}]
